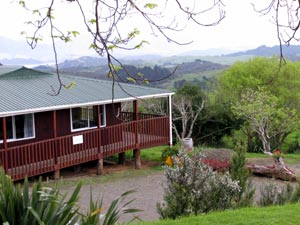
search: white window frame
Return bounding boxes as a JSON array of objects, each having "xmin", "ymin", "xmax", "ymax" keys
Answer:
[
  {"xmin": 70, "ymin": 106, "xmax": 98, "ymax": 132},
  {"xmin": 100, "ymin": 105, "xmax": 106, "ymax": 127},
  {"xmin": 0, "ymin": 114, "xmax": 35, "ymax": 143}
]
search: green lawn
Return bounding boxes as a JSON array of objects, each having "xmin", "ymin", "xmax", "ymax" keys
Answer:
[{"xmin": 134, "ymin": 204, "xmax": 300, "ymax": 225}]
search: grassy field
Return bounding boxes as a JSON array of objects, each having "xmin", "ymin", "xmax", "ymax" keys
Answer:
[{"xmin": 133, "ymin": 204, "xmax": 300, "ymax": 225}]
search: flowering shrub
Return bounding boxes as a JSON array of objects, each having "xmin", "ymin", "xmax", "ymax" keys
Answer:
[
  {"xmin": 157, "ymin": 150, "xmax": 240, "ymax": 219},
  {"xmin": 202, "ymin": 149, "xmax": 231, "ymax": 172},
  {"xmin": 202, "ymin": 158, "xmax": 230, "ymax": 172}
]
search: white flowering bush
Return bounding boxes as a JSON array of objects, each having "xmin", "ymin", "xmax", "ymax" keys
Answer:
[{"xmin": 157, "ymin": 149, "xmax": 240, "ymax": 219}]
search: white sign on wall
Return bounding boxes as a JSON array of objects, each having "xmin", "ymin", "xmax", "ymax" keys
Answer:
[{"xmin": 73, "ymin": 135, "xmax": 83, "ymax": 145}]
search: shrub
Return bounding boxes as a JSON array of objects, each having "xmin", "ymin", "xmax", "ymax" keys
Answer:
[
  {"xmin": 258, "ymin": 180, "xmax": 300, "ymax": 207},
  {"xmin": 230, "ymin": 142, "xmax": 255, "ymax": 207},
  {"xmin": 201, "ymin": 158, "xmax": 230, "ymax": 172},
  {"xmin": 202, "ymin": 149, "xmax": 231, "ymax": 172},
  {"xmin": 157, "ymin": 149, "xmax": 240, "ymax": 219},
  {"xmin": 258, "ymin": 183, "xmax": 294, "ymax": 206},
  {"xmin": 290, "ymin": 179, "xmax": 300, "ymax": 203}
]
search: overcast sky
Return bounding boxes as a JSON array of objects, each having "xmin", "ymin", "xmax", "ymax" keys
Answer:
[{"xmin": 0, "ymin": 0, "xmax": 282, "ymax": 59}]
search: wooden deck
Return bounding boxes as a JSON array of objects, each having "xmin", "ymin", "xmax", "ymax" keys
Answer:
[{"xmin": 1, "ymin": 116, "xmax": 170, "ymax": 180}]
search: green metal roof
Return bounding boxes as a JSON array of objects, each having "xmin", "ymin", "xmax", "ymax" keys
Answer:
[{"xmin": 0, "ymin": 66, "xmax": 173, "ymax": 117}]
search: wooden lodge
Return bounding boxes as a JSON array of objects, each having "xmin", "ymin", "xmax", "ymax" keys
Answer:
[{"xmin": 0, "ymin": 66, "xmax": 173, "ymax": 180}]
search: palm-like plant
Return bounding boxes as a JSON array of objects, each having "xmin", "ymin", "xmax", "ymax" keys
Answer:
[
  {"xmin": 0, "ymin": 168, "xmax": 139, "ymax": 225},
  {"xmin": 80, "ymin": 189, "xmax": 141, "ymax": 225},
  {"xmin": 0, "ymin": 169, "xmax": 81, "ymax": 225}
]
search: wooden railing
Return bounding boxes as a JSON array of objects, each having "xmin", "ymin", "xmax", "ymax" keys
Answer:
[
  {"xmin": 0, "ymin": 115, "xmax": 169, "ymax": 180},
  {"xmin": 119, "ymin": 112, "xmax": 166, "ymax": 121}
]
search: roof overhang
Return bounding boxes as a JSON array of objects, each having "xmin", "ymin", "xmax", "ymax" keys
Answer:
[{"xmin": 0, "ymin": 92, "xmax": 174, "ymax": 117}]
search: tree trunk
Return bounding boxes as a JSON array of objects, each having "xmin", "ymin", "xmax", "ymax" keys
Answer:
[{"xmin": 247, "ymin": 157, "xmax": 296, "ymax": 182}]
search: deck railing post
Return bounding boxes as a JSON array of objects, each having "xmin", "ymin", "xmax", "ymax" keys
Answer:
[
  {"xmin": 168, "ymin": 94, "xmax": 173, "ymax": 146},
  {"xmin": 2, "ymin": 117, "xmax": 8, "ymax": 174},
  {"xmin": 133, "ymin": 100, "xmax": 141, "ymax": 169},
  {"xmin": 97, "ymin": 105, "xmax": 104, "ymax": 175},
  {"xmin": 53, "ymin": 110, "xmax": 60, "ymax": 180}
]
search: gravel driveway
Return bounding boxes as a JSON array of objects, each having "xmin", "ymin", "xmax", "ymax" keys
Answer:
[
  {"xmin": 57, "ymin": 159, "xmax": 300, "ymax": 223},
  {"xmin": 60, "ymin": 171, "xmax": 165, "ymax": 223}
]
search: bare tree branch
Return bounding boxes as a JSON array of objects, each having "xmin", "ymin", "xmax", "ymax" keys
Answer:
[{"xmin": 19, "ymin": 0, "xmax": 225, "ymax": 96}]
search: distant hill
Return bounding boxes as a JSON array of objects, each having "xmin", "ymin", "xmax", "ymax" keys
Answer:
[
  {"xmin": 227, "ymin": 45, "xmax": 300, "ymax": 60},
  {"xmin": 174, "ymin": 59, "xmax": 228, "ymax": 76},
  {"xmin": 35, "ymin": 57, "xmax": 228, "ymax": 88},
  {"xmin": 59, "ymin": 56, "xmax": 108, "ymax": 69}
]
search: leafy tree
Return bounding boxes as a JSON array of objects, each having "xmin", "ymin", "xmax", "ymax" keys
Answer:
[
  {"xmin": 219, "ymin": 57, "xmax": 300, "ymax": 110},
  {"xmin": 231, "ymin": 88, "xmax": 299, "ymax": 153},
  {"xmin": 217, "ymin": 57, "xmax": 300, "ymax": 151}
]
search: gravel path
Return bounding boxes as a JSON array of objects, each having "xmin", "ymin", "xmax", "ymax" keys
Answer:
[
  {"xmin": 58, "ymin": 159, "xmax": 300, "ymax": 223},
  {"xmin": 61, "ymin": 171, "xmax": 165, "ymax": 222}
]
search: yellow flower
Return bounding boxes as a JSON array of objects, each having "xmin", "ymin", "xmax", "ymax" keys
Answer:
[{"xmin": 165, "ymin": 156, "xmax": 173, "ymax": 166}]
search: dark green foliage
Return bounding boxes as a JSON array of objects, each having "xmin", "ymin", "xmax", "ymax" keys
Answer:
[
  {"xmin": 230, "ymin": 142, "xmax": 249, "ymax": 192},
  {"xmin": 117, "ymin": 65, "xmax": 171, "ymax": 85},
  {"xmin": 230, "ymin": 142, "xmax": 255, "ymax": 207},
  {"xmin": 283, "ymin": 132, "xmax": 300, "ymax": 154}
]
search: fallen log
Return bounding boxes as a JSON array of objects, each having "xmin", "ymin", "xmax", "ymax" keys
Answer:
[{"xmin": 247, "ymin": 162, "xmax": 296, "ymax": 182}]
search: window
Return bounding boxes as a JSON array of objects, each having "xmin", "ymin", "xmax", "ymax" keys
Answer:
[
  {"xmin": 100, "ymin": 105, "xmax": 106, "ymax": 127},
  {"xmin": 0, "ymin": 114, "xmax": 35, "ymax": 142},
  {"xmin": 71, "ymin": 106, "xmax": 97, "ymax": 131}
]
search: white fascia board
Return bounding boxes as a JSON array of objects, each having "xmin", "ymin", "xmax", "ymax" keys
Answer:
[{"xmin": 0, "ymin": 92, "xmax": 174, "ymax": 117}]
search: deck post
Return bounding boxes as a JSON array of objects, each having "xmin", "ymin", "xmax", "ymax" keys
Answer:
[
  {"xmin": 118, "ymin": 152, "xmax": 126, "ymax": 165},
  {"xmin": 168, "ymin": 94, "xmax": 173, "ymax": 146},
  {"xmin": 133, "ymin": 100, "xmax": 139, "ymax": 144},
  {"xmin": 96, "ymin": 105, "xmax": 104, "ymax": 175},
  {"xmin": 2, "ymin": 117, "xmax": 8, "ymax": 173},
  {"xmin": 133, "ymin": 100, "xmax": 141, "ymax": 169},
  {"xmin": 54, "ymin": 166, "xmax": 60, "ymax": 180},
  {"xmin": 53, "ymin": 110, "xmax": 60, "ymax": 180},
  {"xmin": 133, "ymin": 148, "xmax": 141, "ymax": 169},
  {"xmin": 97, "ymin": 158, "xmax": 104, "ymax": 175}
]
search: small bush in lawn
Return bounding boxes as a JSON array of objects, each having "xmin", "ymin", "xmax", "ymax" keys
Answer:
[
  {"xmin": 230, "ymin": 142, "xmax": 255, "ymax": 207},
  {"xmin": 258, "ymin": 183, "xmax": 294, "ymax": 206},
  {"xmin": 157, "ymin": 149, "xmax": 240, "ymax": 219},
  {"xmin": 257, "ymin": 179, "xmax": 300, "ymax": 207},
  {"xmin": 290, "ymin": 179, "xmax": 300, "ymax": 203}
]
